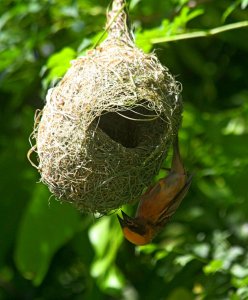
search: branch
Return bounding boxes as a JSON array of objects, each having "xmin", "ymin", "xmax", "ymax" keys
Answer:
[{"xmin": 150, "ymin": 21, "xmax": 248, "ymax": 44}]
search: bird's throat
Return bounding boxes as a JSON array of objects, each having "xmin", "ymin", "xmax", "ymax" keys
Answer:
[{"xmin": 123, "ymin": 227, "xmax": 151, "ymax": 246}]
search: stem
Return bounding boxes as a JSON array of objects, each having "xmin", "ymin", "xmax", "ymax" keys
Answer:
[
  {"xmin": 150, "ymin": 21, "xmax": 248, "ymax": 44},
  {"xmin": 105, "ymin": 0, "xmax": 134, "ymax": 44}
]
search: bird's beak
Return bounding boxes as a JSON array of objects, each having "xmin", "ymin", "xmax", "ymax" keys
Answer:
[
  {"xmin": 121, "ymin": 210, "xmax": 134, "ymax": 222},
  {"xmin": 117, "ymin": 214, "xmax": 125, "ymax": 228},
  {"xmin": 117, "ymin": 210, "xmax": 134, "ymax": 228},
  {"xmin": 117, "ymin": 210, "xmax": 149, "ymax": 245}
]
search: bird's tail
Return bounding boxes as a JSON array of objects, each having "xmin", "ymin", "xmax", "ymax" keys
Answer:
[{"xmin": 171, "ymin": 134, "xmax": 185, "ymax": 175}]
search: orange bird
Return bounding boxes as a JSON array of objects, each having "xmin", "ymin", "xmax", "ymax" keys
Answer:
[{"xmin": 117, "ymin": 135, "xmax": 192, "ymax": 246}]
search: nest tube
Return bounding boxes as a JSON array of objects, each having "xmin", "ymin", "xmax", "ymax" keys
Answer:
[{"xmin": 28, "ymin": 0, "xmax": 183, "ymax": 214}]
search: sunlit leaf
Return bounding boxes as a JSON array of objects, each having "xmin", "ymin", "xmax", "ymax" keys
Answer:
[
  {"xmin": 192, "ymin": 243, "xmax": 210, "ymax": 259},
  {"xmin": 232, "ymin": 276, "xmax": 248, "ymax": 288},
  {"xmin": 43, "ymin": 47, "xmax": 76, "ymax": 88},
  {"xmin": 222, "ymin": 2, "xmax": 239, "ymax": 23},
  {"xmin": 89, "ymin": 217, "xmax": 110, "ymax": 257},
  {"xmin": 203, "ymin": 259, "xmax": 224, "ymax": 274},
  {"xmin": 89, "ymin": 216, "xmax": 124, "ymax": 292},
  {"xmin": 241, "ymin": 0, "xmax": 248, "ymax": 9},
  {"xmin": 100, "ymin": 265, "xmax": 125, "ymax": 291},
  {"xmin": 231, "ymin": 264, "xmax": 248, "ymax": 278},
  {"xmin": 136, "ymin": 243, "xmax": 158, "ymax": 255},
  {"xmin": 174, "ymin": 254, "xmax": 194, "ymax": 267},
  {"xmin": 129, "ymin": 0, "xmax": 141, "ymax": 10},
  {"xmin": 236, "ymin": 287, "xmax": 248, "ymax": 300}
]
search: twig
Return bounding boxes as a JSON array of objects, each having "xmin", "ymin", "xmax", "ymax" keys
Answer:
[{"xmin": 150, "ymin": 21, "xmax": 248, "ymax": 44}]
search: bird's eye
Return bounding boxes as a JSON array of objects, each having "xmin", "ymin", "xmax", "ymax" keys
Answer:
[{"xmin": 128, "ymin": 222, "xmax": 146, "ymax": 235}]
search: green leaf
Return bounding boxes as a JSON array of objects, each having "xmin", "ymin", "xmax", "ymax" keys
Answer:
[
  {"xmin": 89, "ymin": 217, "xmax": 111, "ymax": 258},
  {"xmin": 43, "ymin": 47, "xmax": 76, "ymax": 88},
  {"xmin": 89, "ymin": 216, "xmax": 124, "ymax": 292},
  {"xmin": 174, "ymin": 254, "xmax": 194, "ymax": 267},
  {"xmin": 231, "ymin": 264, "xmax": 248, "ymax": 278},
  {"xmin": 192, "ymin": 243, "xmax": 210, "ymax": 258},
  {"xmin": 136, "ymin": 243, "xmax": 158, "ymax": 255},
  {"xmin": 129, "ymin": 0, "xmax": 141, "ymax": 10},
  {"xmin": 100, "ymin": 265, "xmax": 125, "ymax": 291},
  {"xmin": 232, "ymin": 276, "xmax": 248, "ymax": 288},
  {"xmin": 135, "ymin": 6, "xmax": 204, "ymax": 51},
  {"xmin": 229, "ymin": 293, "xmax": 240, "ymax": 300},
  {"xmin": 46, "ymin": 47, "xmax": 76, "ymax": 70},
  {"xmin": 241, "ymin": 0, "xmax": 248, "ymax": 9},
  {"xmin": 222, "ymin": 2, "xmax": 239, "ymax": 23},
  {"xmin": 154, "ymin": 249, "xmax": 169, "ymax": 262},
  {"xmin": 203, "ymin": 259, "xmax": 224, "ymax": 274},
  {"xmin": 89, "ymin": 217, "xmax": 123, "ymax": 277},
  {"xmin": 236, "ymin": 287, "xmax": 248, "ymax": 300},
  {"xmin": 14, "ymin": 185, "xmax": 81, "ymax": 286}
]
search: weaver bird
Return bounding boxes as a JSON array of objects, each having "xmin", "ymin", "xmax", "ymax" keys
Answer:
[{"xmin": 117, "ymin": 135, "xmax": 192, "ymax": 246}]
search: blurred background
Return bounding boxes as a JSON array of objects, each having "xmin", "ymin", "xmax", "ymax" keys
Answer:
[{"xmin": 0, "ymin": 0, "xmax": 248, "ymax": 299}]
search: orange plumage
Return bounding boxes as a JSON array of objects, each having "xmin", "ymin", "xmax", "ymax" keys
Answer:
[{"xmin": 117, "ymin": 135, "xmax": 192, "ymax": 245}]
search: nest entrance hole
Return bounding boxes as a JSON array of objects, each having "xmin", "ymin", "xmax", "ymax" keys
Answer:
[{"xmin": 95, "ymin": 104, "xmax": 162, "ymax": 148}]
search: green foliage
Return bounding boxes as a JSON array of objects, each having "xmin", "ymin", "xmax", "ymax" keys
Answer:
[
  {"xmin": 136, "ymin": 6, "xmax": 204, "ymax": 52},
  {"xmin": 89, "ymin": 217, "xmax": 124, "ymax": 292},
  {"xmin": 14, "ymin": 185, "xmax": 81, "ymax": 286},
  {"xmin": 42, "ymin": 47, "xmax": 76, "ymax": 89},
  {"xmin": 0, "ymin": 0, "xmax": 248, "ymax": 299}
]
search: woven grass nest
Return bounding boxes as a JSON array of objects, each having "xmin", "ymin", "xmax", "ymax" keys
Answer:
[{"xmin": 29, "ymin": 0, "xmax": 183, "ymax": 214}]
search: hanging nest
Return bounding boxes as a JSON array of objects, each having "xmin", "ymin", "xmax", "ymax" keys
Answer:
[{"xmin": 28, "ymin": 0, "xmax": 183, "ymax": 214}]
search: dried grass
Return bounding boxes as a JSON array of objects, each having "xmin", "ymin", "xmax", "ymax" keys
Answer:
[{"xmin": 28, "ymin": 0, "xmax": 183, "ymax": 214}]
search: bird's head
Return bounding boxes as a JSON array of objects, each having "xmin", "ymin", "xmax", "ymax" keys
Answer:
[{"xmin": 117, "ymin": 211, "xmax": 152, "ymax": 246}]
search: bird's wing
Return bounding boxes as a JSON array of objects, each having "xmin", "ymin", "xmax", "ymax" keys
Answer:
[
  {"xmin": 156, "ymin": 174, "xmax": 193, "ymax": 228},
  {"xmin": 136, "ymin": 172, "xmax": 187, "ymax": 222},
  {"xmin": 135, "ymin": 181, "xmax": 162, "ymax": 219}
]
